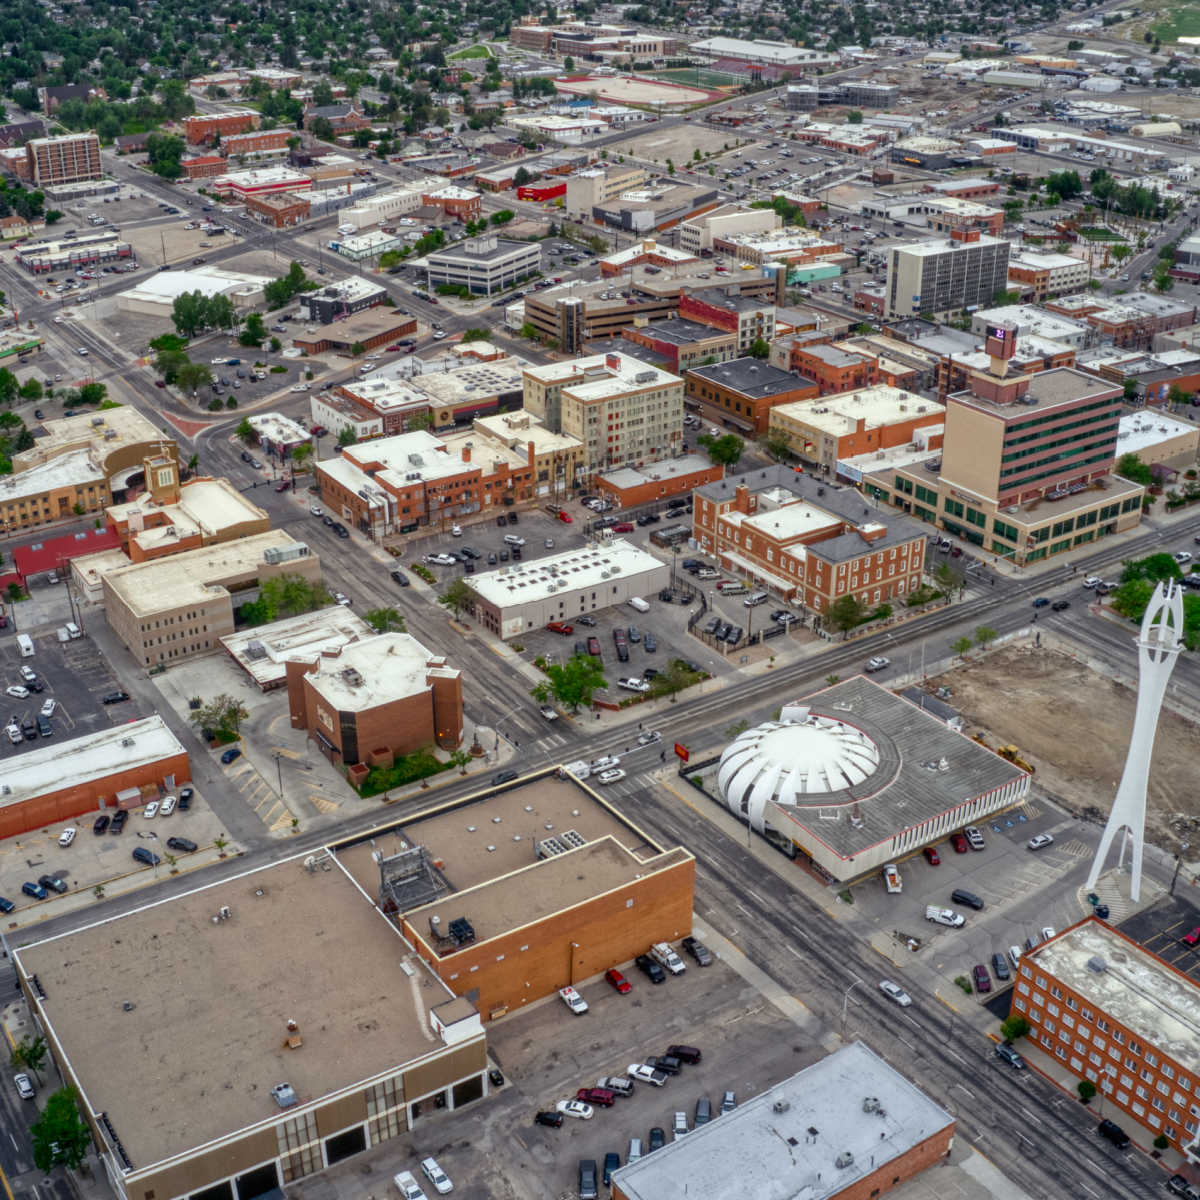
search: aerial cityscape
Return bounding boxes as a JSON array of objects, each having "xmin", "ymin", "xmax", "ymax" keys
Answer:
[{"xmin": 6, "ymin": 0, "xmax": 1200, "ymax": 1197}]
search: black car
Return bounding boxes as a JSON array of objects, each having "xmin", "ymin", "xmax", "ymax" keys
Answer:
[
  {"xmin": 109, "ymin": 809, "xmax": 128, "ymax": 833},
  {"xmin": 506, "ymin": 512, "xmax": 518, "ymax": 525},
  {"xmin": 534, "ymin": 1110, "xmax": 563, "ymax": 1128},
  {"xmin": 489, "ymin": 1067, "xmax": 504, "ymax": 1088},
  {"xmin": 102, "ymin": 690, "xmax": 130, "ymax": 704},
  {"xmin": 667, "ymin": 1043, "xmax": 702, "ymax": 1064},
  {"xmin": 28, "ymin": 678, "xmax": 43, "ymax": 693},
  {"xmin": 635, "ymin": 954, "xmax": 666, "ymax": 983},
  {"xmin": 38, "ymin": 874, "xmax": 68, "ymax": 895},
  {"xmin": 0, "ymin": 897, "xmax": 13, "ymax": 914},
  {"xmin": 322, "ymin": 515, "xmax": 335, "ymax": 527},
  {"xmin": 391, "ymin": 569, "xmax": 410, "ymax": 587},
  {"xmin": 460, "ymin": 547, "xmax": 480, "ymax": 560},
  {"xmin": 646, "ymin": 1055, "xmax": 681, "ymax": 1075},
  {"xmin": 1098, "ymin": 1118, "xmax": 1130, "ymax": 1148},
  {"xmin": 240, "ymin": 450, "xmax": 252, "ymax": 462},
  {"xmin": 648, "ymin": 1127, "xmax": 666, "ymax": 1152},
  {"xmin": 991, "ymin": 952, "xmax": 1011, "ymax": 981},
  {"xmin": 681, "ymin": 936, "xmax": 713, "ymax": 966},
  {"xmin": 93, "ymin": 814, "xmax": 110, "ymax": 834},
  {"xmin": 496, "ymin": 515, "xmax": 507, "ymax": 527},
  {"xmin": 36, "ymin": 716, "xmax": 51, "ymax": 737},
  {"xmin": 951, "ymin": 887, "xmax": 985, "ymax": 911},
  {"xmin": 1051, "ymin": 599, "xmax": 1070, "ymax": 611},
  {"xmin": 724, "ymin": 625, "xmax": 743, "ymax": 645},
  {"xmin": 132, "ymin": 847, "xmax": 160, "ymax": 867},
  {"xmin": 166, "ymin": 837, "xmax": 197, "ymax": 853},
  {"xmin": 491, "ymin": 770, "xmax": 518, "ymax": 785},
  {"xmin": 602, "ymin": 1153, "xmax": 620, "ymax": 1186},
  {"xmin": 333, "ymin": 524, "xmax": 350, "ymax": 539},
  {"xmin": 578, "ymin": 1160, "xmax": 598, "ymax": 1200}
]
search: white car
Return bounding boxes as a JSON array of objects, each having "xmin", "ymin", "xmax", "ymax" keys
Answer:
[
  {"xmin": 290, "ymin": 384, "xmax": 309, "ymax": 393},
  {"xmin": 143, "ymin": 801, "xmax": 159, "ymax": 819},
  {"xmin": 559, "ymin": 985, "xmax": 589, "ymax": 1014},
  {"xmin": 334, "ymin": 592, "xmax": 351, "ymax": 607},
  {"xmin": 627, "ymin": 1063, "xmax": 668, "ymax": 1086},
  {"xmin": 538, "ymin": 705, "xmax": 559, "ymax": 721},
  {"xmin": 1083, "ymin": 574, "xmax": 1101, "ymax": 588},
  {"xmin": 5, "ymin": 686, "xmax": 28, "ymax": 699},
  {"xmin": 310, "ymin": 505, "xmax": 324, "ymax": 517},
  {"xmin": 556, "ymin": 1099, "xmax": 594, "ymax": 1120},
  {"xmin": 432, "ymin": 331, "xmax": 447, "ymax": 340},
  {"xmin": 58, "ymin": 827, "xmax": 76, "ymax": 848},
  {"xmin": 1027, "ymin": 833, "xmax": 1054, "ymax": 851},
  {"xmin": 420, "ymin": 1157, "xmax": 452, "ymax": 1194},
  {"xmin": 596, "ymin": 768, "xmax": 626, "ymax": 785},
  {"xmin": 879, "ymin": 980, "xmax": 912, "ymax": 1007},
  {"xmin": 425, "ymin": 553, "xmax": 457, "ymax": 566},
  {"xmin": 1176, "ymin": 551, "xmax": 1193, "ymax": 565},
  {"xmin": 590, "ymin": 755, "xmax": 620, "ymax": 772},
  {"xmin": 1040, "ymin": 926, "xmax": 1056, "ymax": 942},
  {"xmin": 864, "ymin": 656, "xmax": 890, "ymax": 673},
  {"xmin": 19, "ymin": 666, "xmax": 36, "ymax": 682},
  {"xmin": 637, "ymin": 730, "xmax": 661, "ymax": 745},
  {"xmin": 451, "ymin": 524, "xmax": 462, "ymax": 536},
  {"xmin": 393, "ymin": 1171, "xmax": 428, "ymax": 1200},
  {"xmin": 160, "ymin": 795, "xmax": 176, "ymax": 817},
  {"xmin": 40, "ymin": 698, "xmax": 56, "ymax": 718},
  {"xmin": 617, "ymin": 677, "xmax": 649, "ymax": 693},
  {"xmin": 925, "ymin": 906, "xmax": 964, "ymax": 927}
]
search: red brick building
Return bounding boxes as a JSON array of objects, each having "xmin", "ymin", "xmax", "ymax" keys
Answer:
[
  {"xmin": 685, "ymin": 357, "xmax": 818, "ymax": 434},
  {"xmin": 182, "ymin": 155, "xmax": 229, "ymax": 180},
  {"xmin": 692, "ymin": 467, "xmax": 927, "ymax": 614},
  {"xmin": 221, "ymin": 128, "xmax": 292, "ymax": 158},
  {"xmin": 184, "ymin": 111, "xmax": 260, "ymax": 146},
  {"xmin": 245, "ymin": 190, "xmax": 311, "ymax": 227},
  {"xmin": 594, "ymin": 454, "xmax": 723, "ymax": 508},
  {"xmin": 422, "ymin": 185, "xmax": 481, "ymax": 221},
  {"xmin": 922, "ymin": 178, "xmax": 1002, "ymax": 200},
  {"xmin": 783, "ymin": 341, "xmax": 880, "ymax": 395},
  {"xmin": 286, "ymin": 633, "xmax": 463, "ymax": 770},
  {"xmin": 516, "ymin": 182, "xmax": 567, "ymax": 202}
]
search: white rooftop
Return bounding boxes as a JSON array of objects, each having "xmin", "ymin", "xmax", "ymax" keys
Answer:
[
  {"xmin": 1117, "ymin": 410, "xmax": 1197, "ymax": 457},
  {"xmin": 109, "ymin": 478, "xmax": 267, "ymax": 544},
  {"xmin": 895, "ymin": 232, "xmax": 1008, "ymax": 257},
  {"xmin": 213, "ymin": 165, "xmax": 310, "ymax": 189},
  {"xmin": 600, "ymin": 240, "xmax": 698, "ymax": 268},
  {"xmin": 0, "ymin": 448, "xmax": 99, "ymax": 501},
  {"xmin": 1031, "ymin": 920, "xmax": 1200, "ymax": 1077},
  {"xmin": 4, "ymin": 717, "xmax": 186, "ymax": 806},
  {"xmin": 1009, "ymin": 249, "xmax": 1087, "ymax": 270},
  {"xmin": 773, "ymin": 386, "xmax": 944, "ymax": 437},
  {"xmin": 248, "ymin": 411, "xmax": 311, "ymax": 445},
  {"xmin": 339, "ymin": 429, "xmax": 473, "ymax": 487},
  {"xmin": 612, "ymin": 1042, "xmax": 954, "ymax": 1200},
  {"xmin": 118, "ymin": 266, "xmax": 270, "ymax": 306},
  {"xmin": 599, "ymin": 453, "xmax": 714, "ymax": 491},
  {"xmin": 469, "ymin": 538, "xmax": 664, "ymax": 608},
  {"xmin": 473, "ymin": 410, "xmax": 582, "ymax": 456},
  {"xmin": 340, "ymin": 376, "xmax": 429, "ymax": 414},
  {"xmin": 525, "ymin": 351, "xmax": 680, "ymax": 403},
  {"xmin": 974, "ymin": 304, "xmax": 1089, "ymax": 343},
  {"xmin": 302, "ymin": 632, "xmax": 458, "ymax": 711}
]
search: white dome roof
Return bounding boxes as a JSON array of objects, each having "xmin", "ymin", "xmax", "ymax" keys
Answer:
[{"xmin": 717, "ymin": 711, "xmax": 880, "ymax": 834}]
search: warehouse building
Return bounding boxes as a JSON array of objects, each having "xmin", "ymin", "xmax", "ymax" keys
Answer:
[
  {"xmin": 116, "ymin": 266, "xmax": 271, "ymax": 317},
  {"xmin": 14, "ymin": 229, "xmax": 132, "ymax": 274},
  {"xmin": 0, "ymin": 716, "xmax": 189, "ymax": 840},
  {"xmin": 291, "ymin": 309, "xmax": 416, "ymax": 356},
  {"xmin": 468, "ymin": 537, "xmax": 669, "ymax": 638},
  {"xmin": 14, "ymin": 852, "xmax": 489, "ymax": 1200},
  {"xmin": 612, "ymin": 1042, "xmax": 954, "ymax": 1200}
]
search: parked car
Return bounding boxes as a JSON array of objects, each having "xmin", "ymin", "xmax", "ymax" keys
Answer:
[
  {"xmin": 605, "ymin": 968, "xmax": 632, "ymax": 994},
  {"xmin": 923, "ymin": 846, "xmax": 940, "ymax": 865},
  {"xmin": 972, "ymin": 964, "xmax": 992, "ymax": 993},
  {"xmin": 559, "ymin": 985, "xmax": 589, "ymax": 1015},
  {"xmin": 556, "ymin": 1099, "xmax": 594, "ymax": 1120},
  {"xmin": 392, "ymin": 1171, "xmax": 428, "ymax": 1200},
  {"xmin": 627, "ymin": 1063, "xmax": 668, "ymax": 1086},
  {"xmin": 420, "ymin": 1157, "xmax": 452, "ymax": 1195},
  {"xmin": 681, "ymin": 936, "xmax": 713, "ymax": 966},
  {"xmin": 102, "ymin": 690, "xmax": 130, "ymax": 704},
  {"xmin": 220, "ymin": 747, "xmax": 242, "ymax": 764},
  {"xmin": 534, "ymin": 1110, "xmax": 563, "ymax": 1128},
  {"xmin": 1097, "ymin": 1118, "xmax": 1130, "ymax": 1148},
  {"xmin": 648, "ymin": 1127, "xmax": 666, "ymax": 1152},
  {"xmin": 132, "ymin": 847, "xmax": 160, "ymax": 866},
  {"xmin": 167, "ymin": 837, "xmax": 198, "ymax": 853},
  {"xmin": 93, "ymin": 814, "xmax": 110, "ymax": 835},
  {"xmin": 14, "ymin": 1074, "xmax": 34, "ymax": 1100},
  {"xmin": 21, "ymin": 882, "xmax": 47, "ymax": 901},
  {"xmin": 1028, "ymin": 833, "xmax": 1054, "ymax": 851},
  {"xmin": 58, "ymin": 827, "xmax": 76, "ymax": 847},
  {"xmin": 879, "ymin": 980, "xmax": 912, "ymax": 1007},
  {"xmin": 667, "ymin": 1044, "xmax": 701, "ymax": 1064},
  {"xmin": 635, "ymin": 954, "xmax": 666, "ymax": 983},
  {"xmin": 576, "ymin": 1087, "xmax": 615, "ymax": 1108},
  {"xmin": 578, "ymin": 1159, "xmax": 598, "ymax": 1200},
  {"xmin": 994, "ymin": 1043, "xmax": 1025, "ymax": 1069}
]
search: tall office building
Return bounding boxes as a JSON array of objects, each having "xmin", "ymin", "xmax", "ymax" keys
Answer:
[
  {"xmin": 26, "ymin": 132, "xmax": 102, "ymax": 186},
  {"xmin": 885, "ymin": 229, "xmax": 1010, "ymax": 319}
]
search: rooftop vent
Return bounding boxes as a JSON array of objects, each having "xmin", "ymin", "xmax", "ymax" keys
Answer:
[
  {"xmin": 271, "ymin": 1083, "xmax": 298, "ymax": 1109},
  {"xmin": 1087, "ymin": 955, "xmax": 1108, "ymax": 974}
]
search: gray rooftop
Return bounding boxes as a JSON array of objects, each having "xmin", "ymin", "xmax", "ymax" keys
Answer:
[
  {"xmin": 686, "ymin": 285, "xmax": 775, "ymax": 314},
  {"xmin": 760, "ymin": 676, "xmax": 1027, "ymax": 859},
  {"xmin": 635, "ymin": 317, "xmax": 733, "ymax": 346},
  {"xmin": 611, "ymin": 1042, "xmax": 954, "ymax": 1200},
  {"xmin": 687, "ymin": 357, "xmax": 813, "ymax": 400},
  {"xmin": 951, "ymin": 367, "xmax": 1121, "ymax": 417}
]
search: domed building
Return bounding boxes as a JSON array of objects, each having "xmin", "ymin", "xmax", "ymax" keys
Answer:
[{"xmin": 716, "ymin": 677, "xmax": 1031, "ymax": 882}]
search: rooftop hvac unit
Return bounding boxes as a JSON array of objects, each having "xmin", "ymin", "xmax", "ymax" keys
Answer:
[
  {"xmin": 271, "ymin": 1083, "xmax": 298, "ymax": 1109},
  {"xmin": 245, "ymin": 640, "xmax": 267, "ymax": 661},
  {"xmin": 120, "ymin": 737, "xmax": 134, "ymax": 747},
  {"xmin": 91, "ymin": 417, "xmax": 104, "ymax": 427},
  {"xmin": 1087, "ymin": 955, "xmax": 1108, "ymax": 973},
  {"xmin": 835, "ymin": 1152, "xmax": 854, "ymax": 1169}
]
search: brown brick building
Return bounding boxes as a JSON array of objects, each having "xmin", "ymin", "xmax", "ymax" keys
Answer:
[
  {"xmin": 693, "ymin": 466, "xmax": 927, "ymax": 616},
  {"xmin": 221, "ymin": 128, "xmax": 292, "ymax": 158},
  {"xmin": 27, "ymin": 133, "xmax": 102, "ymax": 186},
  {"xmin": 182, "ymin": 155, "xmax": 227, "ymax": 180},
  {"xmin": 286, "ymin": 632, "xmax": 463, "ymax": 773},
  {"xmin": 685, "ymin": 357, "xmax": 818, "ymax": 434},
  {"xmin": 184, "ymin": 110, "xmax": 261, "ymax": 145},
  {"xmin": 245, "ymin": 190, "xmax": 311, "ymax": 227}
]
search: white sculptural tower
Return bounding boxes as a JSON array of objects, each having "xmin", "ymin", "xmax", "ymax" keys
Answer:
[{"xmin": 1086, "ymin": 579, "xmax": 1185, "ymax": 902}]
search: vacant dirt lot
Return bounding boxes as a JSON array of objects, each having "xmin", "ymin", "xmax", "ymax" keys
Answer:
[{"xmin": 929, "ymin": 643, "xmax": 1200, "ymax": 850}]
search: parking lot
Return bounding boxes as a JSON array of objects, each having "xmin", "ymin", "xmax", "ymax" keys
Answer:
[{"xmin": 1116, "ymin": 896, "xmax": 1200, "ymax": 985}]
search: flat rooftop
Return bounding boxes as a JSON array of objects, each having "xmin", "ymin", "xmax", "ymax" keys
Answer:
[
  {"xmin": 15, "ymin": 853, "xmax": 463, "ymax": 1169},
  {"xmin": 773, "ymin": 386, "xmax": 944, "ymax": 436},
  {"xmin": 687, "ymin": 357, "xmax": 814, "ymax": 400},
  {"xmin": 0, "ymin": 447, "xmax": 99, "ymax": 501},
  {"xmin": 426, "ymin": 236, "xmax": 533, "ymax": 264},
  {"xmin": 339, "ymin": 430, "xmax": 472, "ymax": 485},
  {"xmin": 303, "ymin": 308, "xmax": 413, "ymax": 340},
  {"xmin": 468, "ymin": 538, "xmax": 665, "ymax": 608},
  {"xmin": 304, "ymin": 632, "xmax": 458, "ymax": 712},
  {"xmin": 600, "ymin": 453, "xmax": 714, "ymax": 490},
  {"xmin": 413, "ymin": 358, "xmax": 526, "ymax": 406},
  {"xmin": 220, "ymin": 607, "xmax": 374, "ymax": 689},
  {"xmin": 338, "ymin": 772, "xmax": 687, "ymax": 946},
  {"xmin": 18, "ymin": 407, "xmax": 167, "ymax": 470},
  {"xmin": 893, "ymin": 232, "xmax": 1007, "ymax": 257},
  {"xmin": 4, "ymin": 716, "xmax": 185, "ymax": 806},
  {"xmin": 248, "ymin": 411, "xmax": 310, "ymax": 444},
  {"xmin": 473, "ymin": 410, "xmax": 580, "ymax": 455},
  {"xmin": 118, "ymin": 266, "xmax": 269, "ymax": 305},
  {"xmin": 950, "ymin": 367, "xmax": 1120, "ymax": 417},
  {"xmin": 108, "ymin": 477, "xmax": 268, "ymax": 541},
  {"xmin": 1031, "ymin": 919, "xmax": 1200, "ymax": 1076},
  {"xmin": 102, "ymin": 531, "xmax": 314, "ymax": 615},
  {"xmin": 1117, "ymin": 410, "xmax": 1197, "ymax": 457},
  {"xmin": 612, "ymin": 1042, "xmax": 954, "ymax": 1200}
]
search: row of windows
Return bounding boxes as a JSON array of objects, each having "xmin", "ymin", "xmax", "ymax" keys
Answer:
[
  {"xmin": 999, "ymin": 440, "xmax": 1116, "ymax": 486},
  {"xmin": 1001, "ymin": 419, "xmax": 1119, "ymax": 469},
  {"xmin": 1007, "ymin": 396, "xmax": 1115, "ymax": 436}
]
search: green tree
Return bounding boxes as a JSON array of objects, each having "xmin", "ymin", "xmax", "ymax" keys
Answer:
[
  {"xmin": 18, "ymin": 378, "xmax": 42, "ymax": 401},
  {"xmin": 10, "ymin": 1035, "xmax": 47, "ymax": 1084},
  {"xmin": 974, "ymin": 624, "xmax": 998, "ymax": 649},
  {"xmin": 291, "ymin": 442, "xmax": 314, "ymax": 470},
  {"xmin": 189, "ymin": 694, "xmax": 250, "ymax": 738},
  {"xmin": 310, "ymin": 116, "xmax": 334, "ymax": 141},
  {"xmin": 257, "ymin": 574, "xmax": 332, "ymax": 620},
  {"xmin": 1154, "ymin": 261, "xmax": 1174, "ymax": 292},
  {"xmin": 697, "ymin": 432, "xmax": 744, "ymax": 468},
  {"xmin": 175, "ymin": 360, "xmax": 213, "ymax": 393},
  {"xmin": 438, "ymin": 577, "xmax": 477, "ymax": 619},
  {"xmin": 78, "ymin": 382, "xmax": 106, "ymax": 406},
  {"xmin": 933, "ymin": 562, "xmax": 964, "ymax": 597},
  {"xmin": 647, "ymin": 658, "xmax": 696, "ymax": 702},
  {"xmin": 826, "ymin": 594, "xmax": 867, "ymax": 636},
  {"xmin": 239, "ymin": 312, "xmax": 267, "ymax": 347},
  {"xmin": 1077, "ymin": 1079, "xmax": 1097, "ymax": 1103},
  {"xmin": 338, "ymin": 427, "xmax": 357, "ymax": 447},
  {"xmin": 311, "ymin": 81, "xmax": 335, "ymax": 107},
  {"xmin": 171, "ymin": 291, "xmax": 209, "ymax": 338},
  {"xmin": 762, "ymin": 429, "xmax": 791, "ymax": 461},
  {"xmin": 364, "ymin": 606, "xmax": 406, "ymax": 633},
  {"xmin": 564, "ymin": 55, "xmax": 575, "ymax": 71},
  {"xmin": 513, "ymin": 165, "xmax": 533, "ymax": 187},
  {"xmin": 146, "ymin": 132, "xmax": 185, "ymax": 180},
  {"xmin": 154, "ymin": 348, "xmax": 189, "ymax": 384},
  {"xmin": 846, "ymin": 110, "xmax": 864, "ymax": 124},
  {"xmin": 1115, "ymin": 452, "xmax": 1152, "ymax": 487},
  {"xmin": 1001, "ymin": 1015, "xmax": 1031, "ymax": 1043},
  {"xmin": 350, "ymin": 341, "xmax": 366, "ymax": 357},
  {"xmin": 531, "ymin": 653, "xmax": 608, "ymax": 712},
  {"xmin": 1111, "ymin": 243, "xmax": 1132, "ymax": 265},
  {"xmin": 0, "ymin": 368, "xmax": 16, "ymax": 407},
  {"xmin": 449, "ymin": 748, "xmax": 472, "ymax": 774},
  {"xmin": 236, "ymin": 418, "xmax": 257, "ymax": 444},
  {"xmin": 748, "ymin": 336, "xmax": 770, "ymax": 359},
  {"xmin": 952, "ymin": 635, "xmax": 973, "ymax": 659},
  {"xmin": 461, "ymin": 328, "xmax": 490, "ymax": 342},
  {"xmin": 378, "ymin": 250, "xmax": 402, "ymax": 270},
  {"xmin": 31, "ymin": 1087, "xmax": 91, "ymax": 1172}
]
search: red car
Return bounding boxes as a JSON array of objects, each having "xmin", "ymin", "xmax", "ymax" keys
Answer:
[
  {"xmin": 950, "ymin": 832, "xmax": 969, "ymax": 854},
  {"xmin": 546, "ymin": 621, "xmax": 574, "ymax": 635},
  {"xmin": 576, "ymin": 1087, "xmax": 615, "ymax": 1108},
  {"xmin": 275, "ymin": 480, "xmax": 290, "ymax": 492},
  {"xmin": 1182, "ymin": 926, "xmax": 1200, "ymax": 946},
  {"xmin": 154, "ymin": 379, "xmax": 166, "ymax": 388},
  {"xmin": 385, "ymin": 344, "xmax": 404, "ymax": 351},
  {"xmin": 605, "ymin": 968, "xmax": 632, "ymax": 994},
  {"xmin": 972, "ymin": 964, "xmax": 992, "ymax": 993},
  {"xmin": 613, "ymin": 522, "xmax": 635, "ymax": 533},
  {"xmin": 923, "ymin": 846, "xmax": 940, "ymax": 865},
  {"xmin": 558, "ymin": 510, "xmax": 573, "ymax": 524}
]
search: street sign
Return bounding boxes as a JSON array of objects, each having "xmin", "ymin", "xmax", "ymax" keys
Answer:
[{"xmin": 674, "ymin": 742, "xmax": 689, "ymax": 763}]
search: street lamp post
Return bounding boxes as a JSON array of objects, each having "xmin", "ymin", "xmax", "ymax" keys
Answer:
[
  {"xmin": 1171, "ymin": 841, "xmax": 1191, "ymax": 896},
  {"xmin": 841, "ymin": 976, "xmax": 866, "ymax": 1042}
]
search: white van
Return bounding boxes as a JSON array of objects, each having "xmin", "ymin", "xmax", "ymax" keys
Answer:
[
  {"xmin": 16, "ymin": 634, "xmax": 34, "ymax": 657},
  {"xmin": 65, "ymin": 622, "xmax": 81, "ymax": 639},
  {"xmin": 502, "ymin": 533, "xmax": 525, "ymax": 547},
  {"xmin": 563, "ymin": 760, "xmax": 591, "ymax": 779},
  {"xmin": 744, "ymin": 591, "xmax": 769, "ymax": 607},
  {"xmin": 56, "ymin": 627, "xmax": 70, "ymax": 644},
  {"xmin": 628, "ymin": 596, "xmax": 650, "ymax": 613}
]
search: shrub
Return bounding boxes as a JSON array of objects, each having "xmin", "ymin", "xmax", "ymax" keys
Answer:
[
  {"xmin": 358, "ymin": 748, "xmax": 450, "ymax": 796},
  {"xmin": 954, "ymin": 975, "xmax": 973, "ymax": 994}
]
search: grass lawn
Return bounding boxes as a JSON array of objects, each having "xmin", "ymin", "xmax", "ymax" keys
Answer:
[
  {"xmin": 449, "ymin": 43, "xmax": 492, "ymax": 59},
  {"xmin": 1078, "ymin": 226, "xmax": 1127, "ymax": 242},
  {"xmin": 1152, "ymin": 1, "xmax": 1200, "ymax": 41},
  {"xmin": 648, "ymin": 67, "xmax": 743, "ymax": 87}
]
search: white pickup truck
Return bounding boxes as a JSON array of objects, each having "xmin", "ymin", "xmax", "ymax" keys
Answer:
[
  {"xmin": 650, "ymin": 942, "xmax": 686, "ymax": 975},
  {"xmin": 559, "ymin": 985, "xmax": 589, "ymax": 1015},
  {"xmin": 925, "ymin": 906, "xmax": 965, "ymax": 928},
  {"xmin": 883, "ymin": 863, "xmax": 902, "ymax": 894}
]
